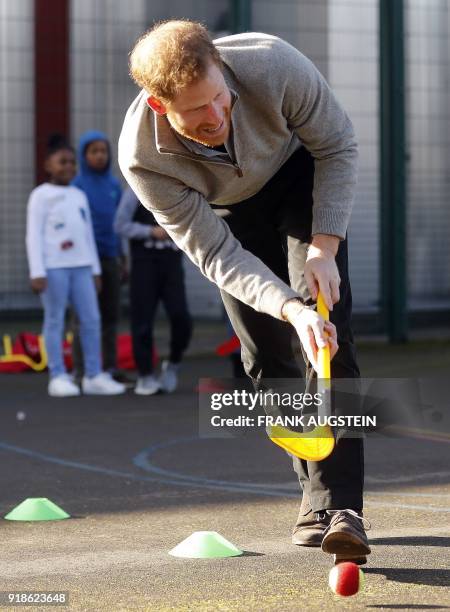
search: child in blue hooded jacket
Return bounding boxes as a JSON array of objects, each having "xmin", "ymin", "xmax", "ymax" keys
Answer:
[{"xmin": 72, "ymin": 130, "xmax": 126, "ymax": 379}]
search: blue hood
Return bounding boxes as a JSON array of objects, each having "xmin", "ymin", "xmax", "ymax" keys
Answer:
[
  {"xmin": 76, "ymin": 129, "xmax": 112, "ymax": 176},
  {"xmin": 72, "ymin": 130, "xmax": 122, "ymax": 258}
]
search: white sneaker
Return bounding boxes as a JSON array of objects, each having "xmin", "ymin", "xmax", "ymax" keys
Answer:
[
  {"xmin": 48, "ymin": 374, "xmax": 80, "ymax": 397},
  {"xmin": 159, "ymin": 360, "xmax": 180, "ymax": 393},
  {"xmin": 82, "ymin": 372, "xmax": 126, "ymax": 395},
  {"xmin": 134, "ymin": 375, "xmax": 160, "ymax": 396}
]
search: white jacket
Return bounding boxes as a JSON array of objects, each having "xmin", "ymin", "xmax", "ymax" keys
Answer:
[{"xmin": 26, "ymin": 183, "xmax": 101, "ymax": 279}]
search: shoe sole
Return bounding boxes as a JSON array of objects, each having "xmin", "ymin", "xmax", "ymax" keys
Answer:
[
  {"xmin": 82, "ymin": 389, "xmax": 126, "ymax": 395},
  {"xmin": 322, "ymin": 531, "xmax": 371, "ymax": 565},
  {"xmin": 134, "ymin": 388, "xmax": 160, "ymax": 396},
  {"xmin": 292, "ymin": 537, "xmax": 322, "ymax": 548},
  {"xmin": 334, "ymin": 553, "xmax": 367, "ymax": 565}
]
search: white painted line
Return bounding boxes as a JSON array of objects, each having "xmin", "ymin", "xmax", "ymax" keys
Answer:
[
  {"xmin": 367, "ymin": 491, "xmax": 450, "ymax": 498},
  {"xmin": 0, "ymin": 441, "xmax": 297, "ymax": 499},
  {"xmin": 366, "ymin": 471, "xmax": 450, "ymax": 484},
  {"xmin": 134, "ymin": 441, "xmax": 450, "ymax": 512},
  {"xmin": 1, "ymin": 440, "xmax": 450, "ymax": 512},
  {"xmin": 364, "ymin": 500, "xmax": 450, "ymax": 512}
]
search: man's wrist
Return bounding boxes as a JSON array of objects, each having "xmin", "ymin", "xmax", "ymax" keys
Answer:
[
  {"xmin": 281, "ymin": 297, "xmax": 305, "ymax": 323},
  {"xmin": 310, "ymin": 234, "xmax": 340, "ymax": 257}
]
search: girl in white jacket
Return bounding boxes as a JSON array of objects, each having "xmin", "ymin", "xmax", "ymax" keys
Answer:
[{"xmin": 25, "ymin": 135, "xmax": 125, "ymax": 397}]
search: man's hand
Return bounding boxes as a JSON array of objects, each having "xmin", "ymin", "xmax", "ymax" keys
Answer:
[
  {"xmin": 282, "ymin": 299, "xmax": 338, "ymax": 373},
  {"xmin": 152, "ymin": 226, "xmax": 170, "ymax": 240},
  {"xmin": 30, "ymin": 277, "xmax": 47, "ymax": 294},
  {"xmin": 304, "ymin": 234, "xmax": 341, "ymax": 311}
]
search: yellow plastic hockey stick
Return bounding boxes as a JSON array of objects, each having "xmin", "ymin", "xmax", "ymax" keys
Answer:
[{"xmin": 267, "ymin": 292, "xmax": 335, "ymax": 461}]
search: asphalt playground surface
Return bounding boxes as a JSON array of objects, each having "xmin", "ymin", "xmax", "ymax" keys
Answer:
[{"xmin": 1, "ymin": 335, "xmax": 450, "ymax": 611}]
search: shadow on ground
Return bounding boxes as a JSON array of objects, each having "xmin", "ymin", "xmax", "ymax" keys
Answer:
[
  {"xmin": 370, "ymin": 536, "xmax": 450, "ymax": 547},
  {"xmin": 365, "ymin": 567, "xmax": 450, "ymax": 587}
]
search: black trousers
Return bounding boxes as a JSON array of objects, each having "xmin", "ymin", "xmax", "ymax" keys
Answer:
[
  {"xmin": 130, "ymin": 251, "xmax": 192, "ymax": 375},
  {"xmin": 213, "ymin": 147, "xmax": 364, "ymax": 513},
  {"xmin": 72, "ymin": 256, "xmax": 121, "ymax": 374}
]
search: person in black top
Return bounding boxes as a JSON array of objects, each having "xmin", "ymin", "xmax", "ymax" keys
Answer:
[{"xmin": 114, "ymin": 186, "xmax": 192, "ymax": 394}]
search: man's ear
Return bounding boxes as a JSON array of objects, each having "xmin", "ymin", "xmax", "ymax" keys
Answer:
[{"xmin": 147, "ymin": 96, "xmax": 167, "ymax": 115}]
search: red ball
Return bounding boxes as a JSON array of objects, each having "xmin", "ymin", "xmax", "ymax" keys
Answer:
[{"xmin": 329, "ymin": 562, "xmax": 364, "ymax": 597}]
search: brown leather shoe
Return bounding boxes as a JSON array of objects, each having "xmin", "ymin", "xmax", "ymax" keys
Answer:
[
  {"xmin": 292, "ymin": 493, "xmax": 330, "ymax": 547},
  {"xmin": 321, "ymin": 509, "xmax": 371, "ymax": 565},
  {"xmin": 292, "ymin": 509, "xmax": 331, "ymax": 547}
]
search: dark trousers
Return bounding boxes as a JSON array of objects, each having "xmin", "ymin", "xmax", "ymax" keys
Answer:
[
  {"xmin": 213, "ymin": 147, "xmax": 364, "ymax": 513},
  {"xmin": 130, "ymin": 251, "xmax": 192, "ymax": 375},
  {"xmin": 72, "ymin": 256, "xmax": 121, "ymax": 374}
]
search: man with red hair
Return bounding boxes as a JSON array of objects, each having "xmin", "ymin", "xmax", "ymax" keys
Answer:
[{"xmin": 119, "ymin": 19, "xmax": 370, "ymax": 564}]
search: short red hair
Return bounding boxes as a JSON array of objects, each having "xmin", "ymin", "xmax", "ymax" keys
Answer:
[{"xmin": 129, "ymin": 20, "xmax": 222, "ymax": 102}]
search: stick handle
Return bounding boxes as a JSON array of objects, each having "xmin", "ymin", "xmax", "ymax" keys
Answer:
[{"xmin": 316, "ymin": 292, "xmax": 330, "ymax": 381}]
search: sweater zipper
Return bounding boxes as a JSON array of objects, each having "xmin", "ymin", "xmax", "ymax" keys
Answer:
[{"xmin": 158, "ymin": 147, "xmax": 243, "ymax": 177}]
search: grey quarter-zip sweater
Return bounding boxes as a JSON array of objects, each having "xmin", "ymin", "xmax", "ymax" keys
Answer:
[{"xmin": 118, "ymin": 33, "xmax": 358, "ymax": 321}]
